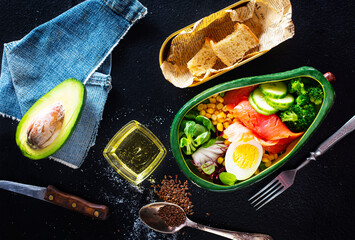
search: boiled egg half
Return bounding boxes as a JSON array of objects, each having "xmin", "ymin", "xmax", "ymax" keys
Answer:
[{"xmin": 225, "ymin": 139, "xmax": 263, "ymax": 180}]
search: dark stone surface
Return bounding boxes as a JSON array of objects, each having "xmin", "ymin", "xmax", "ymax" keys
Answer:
[{"xmin": 0, "ymin": 0, "xmax": 354, "ymax": 239}]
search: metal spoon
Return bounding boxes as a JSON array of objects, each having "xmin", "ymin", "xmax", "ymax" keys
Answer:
[{"xmin": 139, "ymin": 202, "xmax": 273, "ymax": 240}]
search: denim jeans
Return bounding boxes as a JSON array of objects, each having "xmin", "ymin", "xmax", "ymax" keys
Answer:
[{"xmin": 0, "ymin": 0, "xmax": 147, "ymax": 168}]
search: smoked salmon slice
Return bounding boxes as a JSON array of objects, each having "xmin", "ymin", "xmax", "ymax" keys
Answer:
[
  {"xmin": 233, "ymin": 100, "xmax": 303, "ymax": 141},
  {"xmin": 224, "ymin": 120, "xmax": 279, "ymax": 146},
  {"xmin": 224, "ymin": 86, "xmax": 258, "ymax": 110}
]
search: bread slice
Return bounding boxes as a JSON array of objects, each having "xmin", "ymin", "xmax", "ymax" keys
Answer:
[
  {"xmin": 210, "ymin": 23, "xmax": 259, "ymax": 67},
  {"xmin": 187, "ymin": 38, "xmax": 218, "ymax": 77}
]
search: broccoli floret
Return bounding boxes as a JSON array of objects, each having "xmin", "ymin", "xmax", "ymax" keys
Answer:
[
  {"xmin": 280, "ymin": 110, "xmax": 298, "ymax": 122},
  {"xmin": 295, "ymin": 95, "xmax": 309, "ymax": 106},
  {"xmin": 282, "ymin": 78, "xmax": 323, "ymax": 132},
  {"xmin": 288, "ymin": 78, "xmax": 307, "ymax": 95},
  {"xmin": 280, "ymin": 103, "xmax": 316, "ymax": 132},
  {"xmin": 307, "ymin": 86, "xmax": 324, "ymax": 105}
]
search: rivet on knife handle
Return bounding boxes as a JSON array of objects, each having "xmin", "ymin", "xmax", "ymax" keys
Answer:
[{"xmin": 44, "ymin": 185, "xmax": 109, "ymax": 220}]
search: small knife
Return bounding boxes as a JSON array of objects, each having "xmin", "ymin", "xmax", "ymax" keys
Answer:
[{"xmin": 0, "ymin": 180, "xmax": 109, "ymax": 220}]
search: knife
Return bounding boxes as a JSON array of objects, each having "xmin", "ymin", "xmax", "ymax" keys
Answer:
[{"xmin": 0, "ymin": 180, "xmax": 109, "ymax": 220}]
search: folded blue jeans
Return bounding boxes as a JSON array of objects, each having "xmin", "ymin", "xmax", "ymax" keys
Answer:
[{"xmin": 0, "ymin": 0, "xmax": 147, "ymax": 168}]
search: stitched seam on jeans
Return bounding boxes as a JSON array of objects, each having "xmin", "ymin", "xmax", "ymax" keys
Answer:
[
  {"xmin": 102, "ymin": 0, "xmax": 146, "ymax": 23},
  {"xmin": 86, "ymin": 77, "xmax": 112, "ymax": 87},
  {"xmin": 102, "ymin": 0, "xmax": 133, "ymax": 23}
]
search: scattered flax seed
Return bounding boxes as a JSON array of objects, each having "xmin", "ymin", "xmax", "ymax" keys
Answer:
[{"xmin": 152, "ymin": 175, "xmax": 194, "ymax": 215}]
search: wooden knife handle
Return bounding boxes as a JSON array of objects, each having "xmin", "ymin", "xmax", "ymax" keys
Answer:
[{"xmin": 44, "ymin": 185, "xmax": 109, "ymax": 220}]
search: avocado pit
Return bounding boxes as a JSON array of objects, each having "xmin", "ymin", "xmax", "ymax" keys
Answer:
[{"xmin": 26, "ymin": 102, "xmax": 65, "ymax": 149}]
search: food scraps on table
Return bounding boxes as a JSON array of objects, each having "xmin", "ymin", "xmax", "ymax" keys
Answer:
[{"xmin": 179, "ymin": 77, "xmax": 324, "ymax": 185}]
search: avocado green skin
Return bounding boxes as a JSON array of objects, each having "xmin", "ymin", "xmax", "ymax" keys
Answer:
[
  {"xmin": 16, "ymin": 78, "xmax": 86, "ymax": 160},
  {"xmin": 170, "ymin": 67, "xmax": 335, "ymax": 192}
]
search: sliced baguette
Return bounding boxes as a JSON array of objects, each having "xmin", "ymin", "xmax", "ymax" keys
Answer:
[
  {"xmin": 187, "ymin": 38, "xmax": 218, "ymax": 77},
  {"xmin": 210, "ymin": 23, "xmax": 259, "ymax": 67}
]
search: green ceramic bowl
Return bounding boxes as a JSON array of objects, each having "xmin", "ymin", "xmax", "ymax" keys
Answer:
[{"xmin": 170, "ymin": 67, "xmax": 335, "ymax": 192}]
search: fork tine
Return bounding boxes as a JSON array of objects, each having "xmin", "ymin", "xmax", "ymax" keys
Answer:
[
  {"xmin": 248, "ymin": 178, "xmax": 279, "ymax": 202},
  {"xmin": 249, "ymin": 180, "xmax": 280, "ymax": 205},
  {"xmin": 254, "ymin": 185, "xmax": 285, "ymax": 211}
]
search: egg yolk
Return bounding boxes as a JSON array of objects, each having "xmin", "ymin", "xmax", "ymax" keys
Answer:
[{"xmin": 232, "ymin": 144, "xmax": 259, "ymax": 169}]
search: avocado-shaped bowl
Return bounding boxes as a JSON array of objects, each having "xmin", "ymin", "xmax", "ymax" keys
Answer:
[{"xmin": 170, "ymin": 67, "xmax": 335, "ymax": 191}]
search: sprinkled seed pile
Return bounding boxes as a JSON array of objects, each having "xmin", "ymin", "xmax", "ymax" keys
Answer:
[
  {"xmin": 152, "ymin": 175, "xmax": 194, "ymax": 215},
  {"xmin": 158, "ymin": 205, "xmax": 186, "ymax": 227}
]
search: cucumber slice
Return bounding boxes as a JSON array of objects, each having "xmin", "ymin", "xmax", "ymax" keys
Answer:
[
  {"xmin": 265, "ymin": 94, "xmax": 295, "ymax": 110},
  {"xmin": 260, "ymin": 82, "xmax": 287, "ymax": 99},
  {"xmin": 249, "ymin": 89, "xmax": 278, "ymax": 115}
]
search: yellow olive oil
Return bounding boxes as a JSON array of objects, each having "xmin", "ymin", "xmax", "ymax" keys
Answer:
[
  {"xmin": 115, "ymin": 129, "xmax": 160, "ymax": 174},
  {"xmin": 103, "ymin": 121, "xmax": 166, "ymax": 185}
]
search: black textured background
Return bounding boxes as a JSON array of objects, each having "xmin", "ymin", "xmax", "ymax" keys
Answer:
[{"xmin": 0, "ymin": 0, "xmax": 354, "ymax": 239}]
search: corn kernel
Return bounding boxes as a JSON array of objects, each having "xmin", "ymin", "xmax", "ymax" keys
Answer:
[
  {"xmin": 222, "ymin": 161, "xmax": 225, "ymax": 166},
  {"xmin": 267, "ymin": 154, "xmax": 274, "ymax": 161},
  {"xmin": 216, "ymin": 96, "xmax": 224, "ymax": 103},
  {"xmin": 273, "ymin": 153, "xmax": 278, "ymax": 160},
  {"xmin": 217, "ymin": 123, "xmax": 223, "ymax": 131},
  {"xmin": 197, "ymin": 104, "xmax": 204, "ymax": 111},
  {"xmin": 227, "ymin": 113, "xmax": 233, "ymax": 119},
  {"xmin": 254, "ymin": 168, "xmax": 260, "ymax": 175},
  {"xmin": 212, "ymin": 120, "xmax": 218, "ymax": 125},
  {"xmin": 262, "ymin": 157, "xmax": 271, "ymax": 163},
  {"xmin": 199, "ymin": 110, "xmax": 206, "ymax": 116},
  {"xmin": 217, "ymin": 112, "xmax": 226, "ymax": 119},
  {"xmin": 217, "ymin": 157, "xmax": 224, "ymax": 165},
  {"xmin": 207, "ymin": 108, "xmax": 214, "ymax": 114},
  {"xmin": 265, "ymin": 161, "xmax": 272, "ymax": 167},
  {"xmin": 223, "ymin": 122, "xmax": 230, "ymax": 129},
  {"xmin": 214, "ymin": 110, "xmax": 220, "ymax": 115},
  {"xmin": 216, "ymin": 103, "xmax": 224, "ymax": 110},
  {"xmin": 211, "ymin": 114, "xmax": 217, "ymax": 121},
  {"xmin": 222, "ymin": 105, "xmax": 228, "ymax": 111},
  {"xmin": 205, "ymin": 113, "xmax": 212, "ymax": 118},
  {"xmin": 222, "ymin": 134, "xmax": 228, "ymax": 139},
  {"xmin": 207, "ymin": 103, "xmax": 216, "ymax": 109},
  {"xmin": 224, "ymin": 139, "xmax": 231, "ymax": 145},
  {"xmin": 209, "ymin": 97, "xmax": 216, "ymax": 103},
  {"xmin": 217, "ymin": 118, "xmax": 225, "ymax": 123},
  {"xmin": 232, "ymin": 118, "xmax": 238, "ymax": 123}
]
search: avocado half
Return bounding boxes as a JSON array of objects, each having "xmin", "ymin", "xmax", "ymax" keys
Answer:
[{"xmin": 16, "ymin": 78, "xmax": 86, "ymax": 160}]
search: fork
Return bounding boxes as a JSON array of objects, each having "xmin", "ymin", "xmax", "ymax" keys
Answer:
[{"xmin": 249, "ymin": 115, "xmax": 355, "ymax": 210}]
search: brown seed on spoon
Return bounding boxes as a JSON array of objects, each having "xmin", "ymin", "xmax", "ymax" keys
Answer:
[
  {"xmin": 139, "ymin": 202, "xmax": 273, "ymax": 239},
  {"xmin": 152, "ymin": 175, "xmax": 194, "ymax": 215},
  {"xmin": 158, "ymin": 205, "xmax": 186, "ymax": 227}
]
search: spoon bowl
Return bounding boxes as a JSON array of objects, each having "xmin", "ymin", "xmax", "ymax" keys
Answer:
[
  {"xmin": 139, "ymin": 202, "xmax": 186, "ymax": 234},
  {"xmin": 139, "ymin": 202, "xmax": 273, "ymax": 240}
]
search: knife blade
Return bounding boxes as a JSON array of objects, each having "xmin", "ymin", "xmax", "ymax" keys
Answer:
[{"xmin": 0, "ymin": 180, "xmax": 109, "ymax": 220}]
